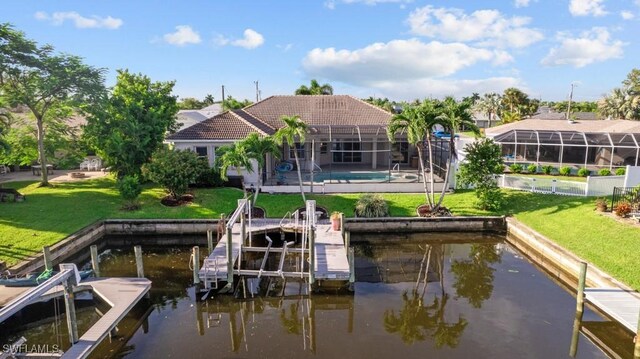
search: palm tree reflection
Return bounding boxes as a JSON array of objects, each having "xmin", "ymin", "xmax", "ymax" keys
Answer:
[
  {"xmin": 450, "ymin": 243, "xmax": 501, "ymax": 308},
  {"xmin": 383, "ymin": 244, "xmax": 468, "ymax": 348}
]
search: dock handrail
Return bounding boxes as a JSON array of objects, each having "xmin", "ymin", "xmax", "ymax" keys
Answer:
[
  {"xmin": 278, "ymin": 241, "xmax": 294, "ymax": 278},
  {"xmin": 279, "ymin": 211, "xmax": 291, "ymax": 228},
  {"xmin": 258, "ymin": 236, "xmax": 273, "ymax": 279},
  {"xmin": 226, "ymin": 199, "xmax": 248, "ymax": 230}
]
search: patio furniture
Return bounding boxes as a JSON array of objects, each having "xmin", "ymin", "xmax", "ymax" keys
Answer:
[
  {"xmin": 31, "ymin": 164, "xmax": 54, "ymax": 176},
  {"xmin": 88, "ymin": 159, "xmax": 101, "ymax": 171},
  {"xmin": 79, "ymin": 160, "xmax": 91, "ymax": 171}
]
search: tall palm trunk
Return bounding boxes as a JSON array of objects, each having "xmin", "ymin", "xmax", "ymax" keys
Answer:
[
  {"xmin": 292, "ymin": 149, "xmax": 306, "ymax": 203},
  {"xmin": 434, "ymin": 138, "xmax": 454, "ymax": 210},
  {"xmin": 36, "ymin": 117, "xmax": 49, "ymax": 186},
  {"xmin": 426, "ymin": 136, "xmax": 436, "ymax": 206},
  {"xmin": 417, "ymin": 142, "xmax": 433, "ymax": 207},
  {"xmin": 237, "ymin": 168, "xmax": 247, "ymax": 199},
  {"xmin": 253, "ymin": 165, "xmax": 263, "ymax": 206}
]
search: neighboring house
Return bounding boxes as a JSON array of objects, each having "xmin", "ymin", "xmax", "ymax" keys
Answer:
[
  {"xmin": 486, "ymin": 118, "xmax": 640, "ymax": 169},
  {"xmin": 472, "ymin": 112, "xmax": 501, "ymax": 129},
  {"xmin": 175, "ymin": 104, "xmax": 222, "ymax": 132},
  {"xmin": 165, "ymin": 95, "xmax": 449, "ymax": 193}
]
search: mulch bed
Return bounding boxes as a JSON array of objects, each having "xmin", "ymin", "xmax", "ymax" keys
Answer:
[
  {"xmin": 161, "ymin": 194, "xmax": 195, "ymax": 207},
  {"xmin": 417, "ymin": 204, "xmax": 452, "ymax": 217}
]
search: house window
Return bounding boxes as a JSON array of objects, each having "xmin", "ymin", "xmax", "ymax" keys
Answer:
[
  {"xmin": 332, "ymin": 140, "xmax": 362, "ymax": 163},
  {"xmin": 195, "ymin": 146, "xmax": 208, "ymax": 158},
  {"xmin": 289, "ymin": 143, "xmax": 305, "ymax": 159}
]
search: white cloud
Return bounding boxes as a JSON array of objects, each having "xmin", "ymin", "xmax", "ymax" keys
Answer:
[
  {"xmin": 325, "ymin": 0, "xmax": 412, "ymax": 9},
  {"xmin": 216, "ymin": 29, "xmax": 264, "ymax": 49},
  {"xmin": 163, "ymin": 25, "xmax": 201, "ymax": 46},
  {"xmin": 372, "ymin": 77, "xmax": 523, "ymax": 100},
  {"xmin": 541, "ymin": 27, "xmax": 624, "ymax": 68},
  {"xmin": 406, "ymin": 6, "xmax": 543, "ymax": 48},
  {"xmin": 303, "ymin": 39, "xmax": 507, "ymax": 85},
  {"xmin": 569, "ymin": 0, "xmax": 607, "ymax": 17},
  {"xmin": 514, "ymin": 0, "xmax": 532, "ymax": 8},
  {"xmin": 34, "ymin": 11, "xmax": 122, "ymax": 29},
  {"xmin": 621, "ymin": 10, "xmax": 635, "ymax": 20}
]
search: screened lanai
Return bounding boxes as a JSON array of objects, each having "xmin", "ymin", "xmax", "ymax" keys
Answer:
[{"xmin": 494, "ymin": 129, "xmax": 640, "ymax": 169}]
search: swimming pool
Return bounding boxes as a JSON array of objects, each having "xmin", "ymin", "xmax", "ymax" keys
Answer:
[{"xmin": 308, "ymin": 171, "xmax": 395, "ymax": 182}]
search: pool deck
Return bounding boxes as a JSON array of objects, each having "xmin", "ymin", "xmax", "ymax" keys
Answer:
[{"xmin": 585, "ymin": 288, "xmax": 639, "ymax": 333}]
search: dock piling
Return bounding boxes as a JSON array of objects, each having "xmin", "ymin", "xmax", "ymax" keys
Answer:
[
  {"xmin": 309, "ymin": 226, "xmax": 315, "ymax": 287},
  {"xmin": 576, "ymin": 262, "xmax": 587, "ymax": 314},
  {"xmin": 63, "ymin": 279, "xmax": 79, "ymax": 344},
  {"xmin": 635, "ymin": 307, "xmax": 639, "ymax": 359},
  {"xmin": 43, "ymin": 246, "xmax": 53, "ymax": 271},
  {"xmin": 90, "ymin": 245, "xmax": 100, "ymax": 277},
  {"xmin": 226, "ymin": 224, "xmax": 233, "ymax": 285},
  {"xmin": 193, "ymin": 246, "xmax": 200, "ymax": 284},
  {"xmin": 339, "ymin": 213, "xmax": 345, "ymax": 239},
  {"xmin": 207, "ymin": 230, "xmax": 214, "ymax": 255},
  {"xmin": 348, "ymin": 247, "xmax": 355, "ymax": 284},
  {"xmin": 134, "ymin": 246, "xmax": 144, "ymax": 278}
]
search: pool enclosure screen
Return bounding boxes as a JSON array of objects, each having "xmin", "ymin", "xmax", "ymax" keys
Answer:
[{"xmin": 494, "ymin": 129, "xmax": 640, "ymax": 169}]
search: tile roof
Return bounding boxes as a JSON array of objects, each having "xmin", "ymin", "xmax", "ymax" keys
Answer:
[
  {"xmin": 486, "ymin": 119, "xmax": 640, "ymax": 137},
  {"xmin": 166, "ymin": 111, "xmax": 259, "ymax": 140},
  {"xmin": 530, "ymin": 112, "xmax": 600, "ymax": 121},
  {"xmin": 243, "ymin": 95, "xmax": 393, "ymax": 129},
  {"xmin": 167, "ymin": 95, "xmax": 394, "ymax": 141}
]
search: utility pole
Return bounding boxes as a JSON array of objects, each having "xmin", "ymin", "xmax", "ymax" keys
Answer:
[
  {"xmin": 566, "ymin": 83, "xmax": 577, "ymax": 121},
  {"xmin": 221, "ymin": 85, "xmax": 225, "ymax": 108},
  {"xmin": 254, "ymin": 80, "xmax": 260, "ymax": 102}
]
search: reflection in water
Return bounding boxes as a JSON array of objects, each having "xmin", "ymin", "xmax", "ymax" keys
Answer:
[
  {"xmin": 383, "ymin": 244, "xmax": 468, "ymax": 347},
  {"xmin": 450, "ymin": 243, "xmax": 501, "ymax": 308},
  {"xmin": 2, "ymin": 238, "xmax": 634, "ymax": 358}
]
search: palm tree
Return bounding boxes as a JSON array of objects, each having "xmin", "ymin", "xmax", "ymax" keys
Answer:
[
  {"xmin": 0, "ymin": 105, "xmax": 11, "ymax": 155},
  {"xmin": 295, "ymin": 79, "xmax": 333, "ymax": 95},
  {"xmin": 216, "ymin": 143, "xmax": 254, "ymax": 197},
  {"xmin": 274, "ymin": 115, "xmax": 308, "ymax": 203},
  {"xmin": 599, "ymin": 87, "xmax": 640, "ymax": 120},
  {"xmin": 473, "ymin": 93, "xmax": 502, "ymax": 128},
  {"xmin": 502, "ymin": 87, "xmax": 529, "ymax": 115},
  {"xmin": 435, "ymin": 97, "xmax": 479, "ymax": 211},
  {"xmin": 203, "ymin": 94, "xmax": 215, "ymax": 105},
  {"xmin": 500, "ymin": 111, "xmax": 521, "ymax": 124},
  {"xmin": 387, "ymin": 103, "xmax": 442, "ymax": 207},
  {"xmin": 240, "ymin": 133, "xmax": 280, "ymax": 206}
]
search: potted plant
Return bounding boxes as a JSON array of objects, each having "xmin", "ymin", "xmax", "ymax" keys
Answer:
[
  {"xmin": 330, "ymin": 211, "xmax": 341, "ymax": 231},
  {"xmin": 595, "ymin": 198, "xmax": 607, "ymax": 212}
]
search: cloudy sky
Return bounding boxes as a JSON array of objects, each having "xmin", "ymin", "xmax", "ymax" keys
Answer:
[{"xmin": 3, "ymin": 0, "xmax": 639, "ymax": 102}]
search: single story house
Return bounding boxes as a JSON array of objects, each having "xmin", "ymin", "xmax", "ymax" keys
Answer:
[
  {"xmin": 485, "ymin": 118, "xmax": 640, "ymax": 169},
  {"xmin": 165, "ymin": 95, "xmax": 451, "ymax": 193}
]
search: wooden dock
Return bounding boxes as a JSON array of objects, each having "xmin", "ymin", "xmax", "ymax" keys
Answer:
[
  {"xmin": 585, "ymin": 288, "xmax": 639, "ymax": 333},
  {"xmin": 199, "ymin": 219, "xmax": 350, "ymax": 285},
  {"xmin": 314, "ymin": 224, "xmax": 350, "ymax": 280}
]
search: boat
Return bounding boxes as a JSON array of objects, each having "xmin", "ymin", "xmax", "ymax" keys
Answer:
[{"xmin": 0, "ymin": 269, "xmax": 94, "ymax": 287}]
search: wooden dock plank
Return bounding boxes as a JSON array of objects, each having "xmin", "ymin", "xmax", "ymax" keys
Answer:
[
  {"xmin": 314, "ymin": 224, "xmax": 350, "ymax": 280},
  {"xmin": 199, "ymin": 223, "xmax": 244, "ymax": 280},
  {"xmin": 61, "ymin": 277, "xmax": 151, "ymax": 359},
  {"xmin": 585, "ymin": 288, "xmax": 639, "ymax": 333}
]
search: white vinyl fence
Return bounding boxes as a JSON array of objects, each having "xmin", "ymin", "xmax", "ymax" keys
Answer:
[
  {"xmin": 498, "ymin": 175, "xmax": 587, "ymax": 196},
  {"xmin": 585, "ymin": 176, "xmax": 625, "ymax": 196},
  {"xmin": 496, "ymin": 175, "xmax": 626, "ymax": 197}
]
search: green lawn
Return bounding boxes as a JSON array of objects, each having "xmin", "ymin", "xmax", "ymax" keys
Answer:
[{"xmin": 1, "ymin": 178, "xmax": 638, "ymax": 290}]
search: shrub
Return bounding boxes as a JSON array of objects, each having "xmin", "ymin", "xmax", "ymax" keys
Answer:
[
  {"xmin": 577, "ymin": 168, "xmax": 590, "ymax": 177},
  {"xmin": 142, "ymin": 148, "xmax": 204, "ymax": 200},
  {"xmin": 598, "ymin": 168, "xmax": 611, "ymax": 176},
  {"xmin": 457, "ymin": 138, "xmax": 505, "ymax": 210},
  {"xmin": 541, "ymin": 165, "xmax": 554, "ymax": 175},
  {"xmin": 614, "ymin": 200, "xmax": 632, "ymax": 217},
  {"xmin": 509, "ymin": 164, "xmax": 523, "ymax": 173},
  {"xmin": 527, "ymin": 164, "xmax": 538, "ymax": 174},
  {"xmin": 595, "ymin": 198, "xmax": 607, "ymax": 211},
  {"xmin": 117, "ymin": 175, "xmax": 142, "ymax": 210},
  {"xmin": 193, "ymin": 160, "xmax": 224, "ymax": 188},
  {"xmin": 355, "ymin": 194, "xmax": 389, "ymax": 217},
  {"xmin": 615, "ymin": 168, "xmax": 626, "ymax": 176},
  {"xmin": 559, "ymin": 166, "xmax": 572, "ymax": 176}
]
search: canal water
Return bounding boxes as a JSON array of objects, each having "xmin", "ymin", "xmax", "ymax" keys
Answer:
[{"xmin": 1, "ymin": 233, "xmax": 635, "ymax": 358}]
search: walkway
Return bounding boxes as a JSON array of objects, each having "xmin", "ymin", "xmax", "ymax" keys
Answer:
[
  {"xmin": 585, "ymin": 288, "xmax": 639, "ymax": 333},
  {"xmin": 314, "ymin": 224, "xmax": 350, "ymax": 280},
  {"xmin": 0, "ymin": 169, "xmax": 109, "ymax": 184}
]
